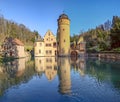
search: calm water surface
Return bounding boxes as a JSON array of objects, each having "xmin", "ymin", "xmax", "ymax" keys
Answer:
[{"xmin": 0, "ymin": 57, "xmax": 120, "ymax": 102}]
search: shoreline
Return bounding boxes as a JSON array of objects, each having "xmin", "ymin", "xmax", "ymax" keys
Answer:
[{"xmin": 87, "ymin": 52, "xmax": 120, "ymax": 60}]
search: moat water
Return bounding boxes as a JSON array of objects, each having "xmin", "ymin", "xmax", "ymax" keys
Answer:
[{"xmin": 0, "ymin": 57, "xmax": 120, "ymax": 102}]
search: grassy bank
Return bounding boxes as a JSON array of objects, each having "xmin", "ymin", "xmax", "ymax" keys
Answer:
[
  {"xmin": 25, "ymin": 45, "xmax": 33, "ymax": 51},
  {"xmin": 0, "ymin": 56, "xmax": 15, "ymax": 63}
]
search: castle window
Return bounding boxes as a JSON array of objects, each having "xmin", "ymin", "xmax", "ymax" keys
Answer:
[
  {"xmin": 53, "ymin": 42, "xmax": 56, "ymax": 47},
  {"xmin": 46, "ymin": 50, "xmax": 48, "ymax": 54},
  {"xmin": 55, "ymin": 50, "xmax": 57, "ymax": 55},
  {"xmin": 46, "ymin": 58, "xmax": 52, "ymax": 63},
  {"xmin": 49, "ymin": 50, "xmax": 52, "ymax": 54},
  {"xmin": 63, "ymin": 29, "xmax": 65, "ymax": 31},
  {"xmin": 49, "ymin": 58, "xmax": 52, "ymax": 62},
  {"xmin": 39, "ymin": 50, "xmax": 41, "ymax": 54},
  {"xmin": 39, "ymin": 43, "xmax": 42, "ymax": 46},
  {"xmin": 46, "ymin": 66, "xmax": 52, "ymax": 69},
  {"xmin": 39, "ymin": 60, "xmax": 41, "ymax": 63},
  {"xmin": 64, "ymin": 39, "xmax": 66, "ymax": 42},
  {"xmin": 49, "ymin": 44, "xmax": 51, "ymax": 46},
  {"xmin": 46, "ymin": 43, "xmax": 51, "ymax": 47},
  {"xmin": 46, "ymin": 58, "xmax": 49, "ymax": 62}
]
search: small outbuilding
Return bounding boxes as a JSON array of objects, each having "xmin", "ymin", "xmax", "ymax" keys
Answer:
[{"xmin": 1, "ymin": 37, "xmax": 25, "ymax": 58}]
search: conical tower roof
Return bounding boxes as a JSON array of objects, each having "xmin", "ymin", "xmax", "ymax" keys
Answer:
[{"xmin": 59, "ymin": 13, "xmax": 69, "ymax": 19}]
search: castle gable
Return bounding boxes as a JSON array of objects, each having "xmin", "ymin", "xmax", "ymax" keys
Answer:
[
  {"xmin": 34, "ymin": 30, "xmax": 57, "ymax": 57},
  {"xmin": 44, "ymin": 30, "xmax": 56, "ymax": 42}
]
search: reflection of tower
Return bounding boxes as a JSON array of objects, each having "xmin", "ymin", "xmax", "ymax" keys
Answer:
[
  {"xmin": 57, "ymin": 13, "xmax": 70, "ymax": 56},
  {"xmin": 58, "ymin": 58, "xmax": 71, "ymax": 94}
]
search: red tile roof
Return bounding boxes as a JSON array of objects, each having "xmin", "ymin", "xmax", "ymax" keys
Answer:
[{"xmin": 13, "ymin": 38, "xmax": 24, "ymax": 46}]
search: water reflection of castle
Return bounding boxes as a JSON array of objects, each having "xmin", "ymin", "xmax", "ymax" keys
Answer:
[
  {"xmin": 71, "ymin": 58, "xmax": 86, "ymax": 76},
  {"xmin": 0, "ymin": 57, "xmax": 86, "ymax": 95},
  {"xmin": 35, "ymin": 57, "xmax": 57, "ymax": 81},
  {"xmin": 0, "ymin": 58, "xmax": 26, "ymax": 78},
  {"xmin": 57, "ymin": 58, "xmax": 71, "ymax": 94},
  {"xmin": 0, "ymin": 57, "xmax": 119, "ymax": 97},
  {"xmin": 35, "ymin": 57, "xmax": 86, "ymax": 94},
  {"xmin": 0, "ymin": 58, "xmax": 29, "ymax": 95}
]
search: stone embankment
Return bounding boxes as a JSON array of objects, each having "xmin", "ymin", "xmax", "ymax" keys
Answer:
[{"xmin": 87, "ymin": 52, "xmax": 120, "ymax": 60}]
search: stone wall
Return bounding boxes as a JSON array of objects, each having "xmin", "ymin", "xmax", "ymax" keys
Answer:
[
  {"xmin": 98, "ymin": 53, "xmax": 120, "ymax": 60},
  {"xmin": 87, "ymin": 52, "xmax": 120, "ymax": 60}
]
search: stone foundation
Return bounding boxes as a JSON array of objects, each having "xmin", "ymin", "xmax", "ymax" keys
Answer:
[{"xmin": 88, "ymin": 53, "xmax": 120, "ymax": 60}]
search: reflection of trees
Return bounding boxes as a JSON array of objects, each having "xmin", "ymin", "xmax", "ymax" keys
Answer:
[
  {"xmin": 108, "ymin": 63, "xmax": 120, "ymax": 90},
  {"xmin": 86, "ymin": 58, "xmax": 120, "ymax": 90},
  {"xmin": 0, "ymin": 57, "xmax": 120, "ymax": 97},
  {"xmin": 0, "ymin": 59, "xmax": 35, "ymax": 96},
  {"xmin": 86, "ymin": 58, "xmax": 110, "ymax": 82},
  {"xmin": 3, "ymin": 61, "xmax": 18, "ymax": 78}
]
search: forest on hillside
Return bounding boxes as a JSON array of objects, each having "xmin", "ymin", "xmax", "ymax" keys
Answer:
[
  {"xmin": 71, "ymin": 16, "xmax": 120, "ymax": 52},
  {"xmin": 0, "ymin": 14, "xmax": 39, "ymax": 46}
]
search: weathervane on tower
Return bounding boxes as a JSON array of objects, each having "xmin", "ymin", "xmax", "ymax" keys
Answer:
[{"xmin": 62, "ymin": 10, "xmax": 66, "ymax": 14}]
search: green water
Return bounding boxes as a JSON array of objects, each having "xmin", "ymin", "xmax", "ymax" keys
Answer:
[{"xmin": 0, "ymin": 57, "xmax": 120, "ymax": 102}]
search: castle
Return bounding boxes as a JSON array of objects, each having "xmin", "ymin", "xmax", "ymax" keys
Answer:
[
  {"xmin": 34, "ymin": 30, "xmax": 57, "ymax": 57},
  {"xmin": 34, "ymin": 13, "xmax": 86, "ymax": 57}
]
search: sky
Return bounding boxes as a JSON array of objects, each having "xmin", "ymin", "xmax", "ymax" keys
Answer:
[{"xmin": 0, "ymin": 0, "xmax": 120, "ymax": 37}]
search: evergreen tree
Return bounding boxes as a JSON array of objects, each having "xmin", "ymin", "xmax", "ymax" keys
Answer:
[{"xmin": 110, "ymin": 16, "xmax": 120, "ymax": 48}]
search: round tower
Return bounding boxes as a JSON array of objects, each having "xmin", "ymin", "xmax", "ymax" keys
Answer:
[{"xmin": 57, "ymin": 13, "xmax": 70, "ymax": 56}]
